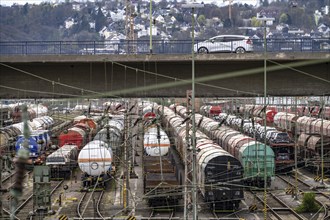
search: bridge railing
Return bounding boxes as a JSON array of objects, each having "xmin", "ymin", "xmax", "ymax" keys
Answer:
[{"xmin": 0, "ymin": 38, "xmax": 329, "ymax": 55}]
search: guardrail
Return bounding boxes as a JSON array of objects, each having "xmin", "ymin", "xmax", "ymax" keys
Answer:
[{"xmin": 0, "ymin": 38, "xmax": 329, "ymax": 55}]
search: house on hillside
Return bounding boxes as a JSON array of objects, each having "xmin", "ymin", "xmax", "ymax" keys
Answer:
[
  {"xmin": 65, "ymin": 18, "xmax": 76, "ymax": 29},
  {"xmin": 72, "ymin": 1, "xmax": 83, "ymax": 11}
]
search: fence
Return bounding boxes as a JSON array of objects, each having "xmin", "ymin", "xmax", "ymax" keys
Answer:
[{"xmin": 0, "ymin": 38, "xmax": 329, "ymax": 55}]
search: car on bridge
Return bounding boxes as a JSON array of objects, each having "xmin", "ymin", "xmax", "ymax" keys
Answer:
[{"xmin": 194, "ymin": 35, "xmax": 253, "ymax": 54}]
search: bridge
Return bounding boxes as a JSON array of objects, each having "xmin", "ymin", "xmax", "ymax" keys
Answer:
[{"xmin": 1, "ymin": 52, "xmax": 329, "ymax": 99}]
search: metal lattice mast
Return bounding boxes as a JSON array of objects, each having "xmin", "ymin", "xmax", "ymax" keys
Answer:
[
  {"xmin": 125, "ymin": 0, "xmax": 136, "ymax": 54},
  {"xmin": 184, "ymin": 90, "xmax": 193, "ymax": 220}
]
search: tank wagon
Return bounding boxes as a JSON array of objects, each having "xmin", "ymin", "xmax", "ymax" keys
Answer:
[
  {"xmin": 58, "ymin": 116, "xmax": 98, "ymax": 150},
  {"xmin": 141, "ymin": 105, "xmax": 182, "ymax": 208},
  {"xmin": 158, "ymin": 105, "xmax": 244, "ymax": 211},
  {"xmin": 218, "ymin": 113, "xmax": 294, "ymax": 170},
  {"xmin": 11, "ymin": 104, "xmax": 48, "ymax": 123},
  {"xmin": 0, "ymin": 116, "xmax": 54, "ymax": 152},
  {"xmin": 46, "ymin": 144, "xmax": 79, "ymax": 179},
  {"xmin": 143, "ymin": 122, "xmax": 182, "ymax": 207},
  {"xmin": 175, "ymin": 105, "xmax": 275, "ymax": 187},
  {"xmin": 78, "ymin": 140, "xmax": 112, "ymax": 190},
  {"xmin": 15, "ymin": 129, "xmax": 51, "ymax": 164},
  {"xmin": 78, "ymin": 114, "xmax": 125, "ymax": 189},
  {"xmin": 93, "ymin": 114, "xmax": 124, "ymax": 151}
]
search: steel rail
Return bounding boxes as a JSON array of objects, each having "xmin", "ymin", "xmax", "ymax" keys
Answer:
[
  {"xmin": 76, "ymin": 191, "xmax": 88, "ymax": 219},
  {"xmin": 277, "ymin": 174, "xmax": 329, "ymax": 219},
  {"xmin": 96, "ymin": 190, "xmax": 105, "ymax": 218},
  {"xmin": 15, "ymin": 180, "xmax": 64, "ymax": 214}
]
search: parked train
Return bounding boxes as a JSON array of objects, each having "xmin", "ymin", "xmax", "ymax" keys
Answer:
[
  {"xmin": 46, "ymin": 144, "xmax": 79, "ymax": 179},
  {"xmin": 158, "ymin": 105, "xmax": 244, "ymax": 210},
  {"xmin": 273, "ymin": 112, "xmax": 330, "ymax": 172},
  {"xmin": 1, "ymin": 116, "xmax": 54, "ymax": 152},
  {"xmin": 141, "ymin": 105, "xmax": 182, "ymax": 208},
  {"xmin": 78, "ymin": 114, "xmax": 124, "ymax": 189},
  {"xmin": 174, "ymin": 105, "xmax": 275, "ymax": 187},
  {"xmin": 78, "ymin": 140, "xmax": 112, "ymax": 190},
  {"xmin": 93, "ymin": 114, "xmax": 124, "ymax": 151},
  {"xmin": 199, "ymin": 105, "xmax": 222, "ymax": 118},
  {"xmin": 58, "ymin": 116, "xmax": 98, "ymax": 150},
  {"xmin": 238, "ymin": 104, "xmax": 277, "ymax": 126},
  {"xmin": 239, "ymin": 104, "xmax": 330, "ymax": 121},
  {"xmin": 218, "ymin": 112, "xmax": 295, "ymax": 170},
  {"xmin": 11, "ymin": 104, "xmax": 48, "ymax": 123}
]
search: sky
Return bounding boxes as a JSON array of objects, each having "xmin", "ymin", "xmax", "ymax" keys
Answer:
[{"xmin": 0, "ymin": 0, "xmax": 260, "ymax": 7}]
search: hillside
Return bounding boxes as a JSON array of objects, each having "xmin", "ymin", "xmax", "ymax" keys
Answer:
[{"xmin": 0, "ymin": 0, "xmax": 329, "ymax": 41}]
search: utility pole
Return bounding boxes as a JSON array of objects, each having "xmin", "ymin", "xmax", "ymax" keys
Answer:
[
  {"xmin": 256, "ymin": 16, "xmax": 274, "ymax": 220},
  {"xmin": 149, "ymin": 0, "xmax": 153, "ymax": 54},
  {"xmin": 123, "ymin": 101, "xmax": 130, "ymax": 213},
  {"xmin": 223, "ymin": 0, "xmax": 233, "ymax": 21},
  {"xmin": 181, "ymin": 3, "xmax": 204, "ymax": 219},
  {"xmin": 184, "ymin": 90, "xmax": 192, "ymax": 220},
  {"xmin": 320, "ymin": 96, "xmax": 324, "ymax": 185}
]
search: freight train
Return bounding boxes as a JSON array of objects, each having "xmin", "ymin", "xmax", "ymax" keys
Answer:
[
  {"xmin": 218, "ymin": 112, "xmax": 295, "ymax": 170},
  {"xmin": 174, "ymin": 105, "xmax": 275, "ymax": 187},
  {"xmin": 239, "ymin": 104, "xmax": 330, "ymax": 121},
  {"xmin": 158, "ymin": 105, "xmax": 244, "ymax": 210},
  {"xmin": 78, "ymin": 140, "xmax": 112, "ymax": 190},
  {"xmin": 46, "ymin": 144, "xmax": 79, "ymax": 179},
  {"xmin": 0, "ymin": 116, "xmax": 54, "ymax": 153},
  {"xmin": 273, "ymin": 112, "xmax": 330, "ymax": 172},
  {"xmin": 11, "ymin": 103, "xmax": 48, "ymax": 123},
  {"xmin": 142, "ymin": 106, "xmax": 182, "ymax": 208},
  {"xmin": 77, "ymin": 114, "xmax": 124, "ymax": 189},
  {"xmin": 93, "ymin": 114, "xmax": 124, "ymax": 151},
  {"xmin": 199, "ymin": 105, "xmax": 222, "ymax": 119},
  {"xmin": 58, "ymin": 116, "xmax": 99, "ymax": 150},
  {"xmin": 238, "ymin": 104, "xmax": 277, "ymax": 126}
]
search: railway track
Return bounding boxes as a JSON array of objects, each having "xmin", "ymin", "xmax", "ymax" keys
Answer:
[
  {"xmin": 247, "ymin": 190, "xmax": 307, "ymax": 220},
  {"xmin": 277, "ymin": 174, "xmax": 330, "ymax": 219},
  {"xmin": 77, "ymin": 190, "xmax": 104, "ymax": 219},
  {"xmin": 2, "ymin": 180, "xmax": 63, "ymax": 219},
  {"xmin": 148, "ymin": 208, "xmax": 175, "ymax": 220},
  {"xmin": 212, "ymin": 210, "xmax": 242, "ymax": 220}
]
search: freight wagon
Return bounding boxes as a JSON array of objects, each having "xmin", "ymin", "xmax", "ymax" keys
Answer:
[
  {"xmin": 158, "ymin": 105, "xmax": 244, "ymax": 210},
  {"xmin": 174, "ymin": 105, "xmax": 275, "ymax": 187}
]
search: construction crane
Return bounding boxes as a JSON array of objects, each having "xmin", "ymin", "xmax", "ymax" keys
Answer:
[
  {"xmin": 125, "ymin": 0, "xmax": 137, "ymax": 54},
  {"xmin": 223, "ymin": 0, "xmax": 233, "ymax": 21}
]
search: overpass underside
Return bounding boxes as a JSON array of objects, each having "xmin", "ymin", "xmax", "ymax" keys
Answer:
[{"xmin": 0, "ymin": 53, "xmax": 329, "ymax": 99}]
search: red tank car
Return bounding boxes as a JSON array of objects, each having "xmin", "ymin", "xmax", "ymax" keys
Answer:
[{"xmin": 58, "ymin": 123, "xmax": 91, "ymax": 150}]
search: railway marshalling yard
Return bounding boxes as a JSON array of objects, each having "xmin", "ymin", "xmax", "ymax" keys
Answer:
[{"xmin": 1, "ymin": 106, "xmax": 330, "ymax": 220}]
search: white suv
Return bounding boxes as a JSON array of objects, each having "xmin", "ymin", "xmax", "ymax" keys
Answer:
[{"xmin": 194, "ymin": 35, "xmax": 253, "ymax": 54}]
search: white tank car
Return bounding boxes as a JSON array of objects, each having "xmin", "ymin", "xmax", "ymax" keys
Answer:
[
  {"xmin": 78, "ymin": 140, "xmax": 112, "ymax": 176},
  {"xmin": 144, "ymin": 125, "xmax": 170, "ymax": 156},
  {"xmin": 93, "ymin": 115, "xmax": 124, "ymax": 150}
]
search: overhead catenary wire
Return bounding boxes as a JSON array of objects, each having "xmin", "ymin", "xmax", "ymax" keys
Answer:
[
  {"xmin": 267, "ymin": 60, "xmax": 330, "ymax": 84},
  {"xmin": 0, "ymin": 84, "xmax": 82, "ymax": 97},
  {"xmin": 0, "ymin": 63, "xmax": 103, "ymax": 96},
  {"xmin": 107, "ymin": 59, "xmax": 261, "ymax": 96},
  {"xmin": 1, "ymin": 59, "xmax": 327, "ymax": 101}
]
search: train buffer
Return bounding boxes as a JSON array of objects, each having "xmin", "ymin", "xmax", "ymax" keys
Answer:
[
  {"xmin": 249, "ymin": 204, "xmax": 257, "ymax": 212},
  {"xmin": 58, "ymin": 215, "xmax": 68, "ymax": 220},
  {"xmin": 127, "ymin": 216, "xmax": 136, "ymax": 220},
  {"xmin": 314, "ymin": 176, "xmax": 322, "ymax": 182}
]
